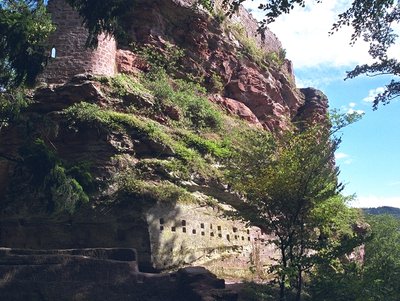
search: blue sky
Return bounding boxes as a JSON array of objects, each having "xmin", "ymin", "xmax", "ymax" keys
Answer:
[{"xmin": 244, "ymin": 0, "xmax": 400, "ymax": 208}]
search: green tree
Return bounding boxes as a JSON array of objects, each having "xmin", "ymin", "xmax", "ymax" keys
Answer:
[
  {"xmin": 0, "ymin": 0, "xmax": 54, "ymax": 89},
  {"xmin": 309, "ymin": 214, "xmax": 400, "ymax": 301},
  {"xmin": 226, "ymin": 0, "xmax": 400, "ymax": 109},
  {"xmin": 361, "ymin": 214, "xmax": 400, "ymax": 300},
  {"xmin": 227, "ymin": 125, "xmax": 360, "ymax": 301}
]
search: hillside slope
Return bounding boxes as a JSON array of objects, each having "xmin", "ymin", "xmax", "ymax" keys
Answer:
[{"xmin": 0, "ymin": 0, "xmax": 329, "ymax": 280}]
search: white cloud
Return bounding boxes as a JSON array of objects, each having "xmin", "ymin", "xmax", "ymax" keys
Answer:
[
  {"xmin": 245, "ymin": 0, "xmax": 372, "ymax": 69},
  {"xmin": 335, "ymin": 152, "xmax": 349, "ymax": 160},
  {"xmin": 340, "ymin": 103, "xmax": 365, "ymax": 115},
  {"xmin": 350, "ymin": 195, "xmax": 400, "ymax": 208},
  {"xmin": 346, "ymin": 108, "xmax": 365, "ymax": 115},
  {"xmin": 363, "ymin": 87, "xmax": 386, "ymax": 103},
  {"xmin": 335, "ymin": 152, "xmax": 353, "ymax": 164}
]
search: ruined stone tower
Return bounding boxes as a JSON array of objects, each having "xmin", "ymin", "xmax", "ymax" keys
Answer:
[{"xmin": 39, "ymin": 0, "xmax": 117, "ymax": 84}]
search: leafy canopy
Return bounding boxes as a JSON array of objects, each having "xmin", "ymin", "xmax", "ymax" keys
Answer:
[
  {"xmin": 226, "ymin": 124, "xmax": 362, "ymax": 301},
  {"xmin": 0, "ymin": 0, "xmax": 54, "ymax": 89}
]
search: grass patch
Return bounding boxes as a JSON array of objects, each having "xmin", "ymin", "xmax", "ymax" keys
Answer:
[
  {"xmin": 180, "ymin": 131, "xmax": 231, "ymax": 159},
  {"xmin": 227, "ymin": 23, "xmax": 286, "ymax": 69},
  {"xmin": 143, "ymin": 69, "xmax": 223, "ymax": 130},
  {"xmin": 97, "ymin": 73, "xmax": 151, "ymax": 99},
  {"xmin": 116, "ymin": 175, "xmax": 197, "ymax": 205},
  {"xmin": 63, "ymin": 102, "xmax": 222, "ymax": 180}
]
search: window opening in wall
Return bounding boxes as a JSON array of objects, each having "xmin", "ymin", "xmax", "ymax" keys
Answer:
[
  {"xmin": 210, "ymin": 224, "xmax": 213, "ymax": 229},
  {"xmin": 181, "ymin": 220, "xmax": 186, "ymax": 226},
  {"xmin": 192, "ymin": 229, "xmax": 196, "ymax": 234},
  {"xmin": 233, "ymin": 227, "xmax": 237, "ymax": 232},
  {"xmin": 210, "ymin": 232, "xmax": 214, "ymax": 237},
  {"xmin": 50, "ymin": 46, "xmax": 56, "ymax": 58},
  {"xmin": 171, "ymin": 227, "xmax": 176, "ymax": 232},
  {"xmin": 218, "ymin": 233, "xmax": 222, "ymax": 238},
  {"xmin": 160, "ymin": 226, "xmax": 164, "ymax": 231},
  {"xmin": 160, "ymin": 218, "xmax": 164, "ymax": 225},
  {"xmin": 226, "ymin": 234, "xmax": 230, "ymax": 241},
  {"xmin": 217, "ymin": 226, "xmax": 221, "ymax": 231},
  {"xmin": 248, "ymin": 237, "xmax": 251, "ymax": 241},
  {"xmin": 201, "ymin": 231, "xmax": 205, "ymax": 236},
  {"xmin": 235, "ymin": 235, "xmax": 238, "ymax": 240},
  {"xmin": 247, "ymin": 229, "xmax": 250, "ymax": 234},
  {"xmin": 200, "ymin": 223, "xmax": 204, "ymax": 229},
  {"xmin": 182, "ymin": 227, "xmax": 186, "ymax": 233},
  {"xmin": 242, "ymin": 236, "xmax": 245, "ymax": 240}
]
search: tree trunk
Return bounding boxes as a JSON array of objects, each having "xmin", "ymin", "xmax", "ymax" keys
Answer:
[
  {"xmin": 296, "ymin": 266, "xmax": 302, "ymax": 301},
  {"xmin": 280, "ymin": 278, "xmax": 286, "ymax": 301},
  {"xmin": 280, "ymin": 243, "xmax": 287, "ymax": 301}
]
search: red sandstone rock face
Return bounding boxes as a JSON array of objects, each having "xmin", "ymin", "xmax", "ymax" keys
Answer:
[
  {"xmin": 116, "ymin": 49, "xmax": 149, "ymax": 74},
  {"xmin": 115, "ymin": 0, "xmax": 318, "ymax": 131},
  {"xmin": 294, "ymin": 88, "xmax": 330, "ymax": 127},
  {"xmin": 210, "ymin": 95, "xmax": 261, "ymax": 126},
  {"xmin": 41, "ymin": 0, "xmax": 327, "ymax": 130}
]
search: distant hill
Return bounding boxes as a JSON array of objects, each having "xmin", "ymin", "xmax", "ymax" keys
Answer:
[{"xmin": 363, "ymin": 206, "xmax": 400, "ymax": 219}]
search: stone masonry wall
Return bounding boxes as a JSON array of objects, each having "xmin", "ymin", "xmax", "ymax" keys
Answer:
[
  {"xmin": 213, "ymin": 0, "xmax": 282, "ymax": 54},
  {"xmin": 146, "ymin": 202, "xmax": 277, "ymax": 278},
  {"xmin": 38, "ymin": 0, "xmax": 116, "ymax": 84}
]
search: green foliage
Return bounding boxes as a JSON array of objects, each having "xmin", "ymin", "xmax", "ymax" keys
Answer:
[
  {"xmin": 181, "ymin": 132, "xmax": 231, "ymax": 159},
  {"xmin": 239, "ymin": 282, "xmax": 275, "ymax": 301},
  {"xmin": 65, "ymin": 101, "xmax": 153, "ymax": 135},
  {"xmin": 208, "ymin": 71, "xmax": 225, "ymax": 93},
  {"xmin": 197, "ymin": 0, "xmax": 214, "ymax": 12},
  {"xmin": 66, "ymin": 0, "xmax": 134, "ymax": 47},
  {"xmin": 363, "ymin": 206, "xmax": 400, "ymax": 219},
  {"xmin": 226, "ymin": 126, "xmax": 359, "ymax": 301},
  {"xmin": 309, "ymin": 261, "xmax": 363, "ymax": 301},
  {"xmin": 98, "ymin": 73, "xmax": 151, "ymax": 99},
  {"xmin": 133, "ymin": 42, "xmax": 185, "ymax": 75},
  {"xmin": 18, "ymin": 139, "xmax": 90, "ymax": 214},
  {"xmin": 265, "ymin": 49, "xmax": 286, "ymax": 68},
  {"xmin": 63, "ymin": 102, "xmax": 222, "ymax": 180},
  {"xmin": 143, "ymin": 69, "xmax": 222, "ymax": 130},
  {"xmin": 329, "ymin": 108, "xmax": 364, "ymax": 134},
  {"xmin": 229, "ymin": 23, "xmax": 266, "ymax": 66},
  {"xmin": 65, "ymin": 161, "xmax": 95, "ymax": 193},
  {"xmin": 116, "ymin": 175, "xmax": 196, "ymax": 205},
  {"xmin": 0, "ymin": 0, "xmax": 55, "ymax": 89},
  {"xmin": 0, "ymin": 90, "xmax": 29, "ymax": 130},
  {"xmin": 361, "ymin": 215, "xmax": 400, "ymax": 300},
  {"xmin": 19, "ymin": 138, "xmax": 58, "ymax": 185},
  {"xmin": 45, "ymin": 165, "xmax": 89, "ymax": 214},
  {"xmin": 309, "ymin": 214, "xmax": 400, "ymax": 301},
  {"xmin": 227, "ymin": 23, "xmax": 286, "ymax": 69}
]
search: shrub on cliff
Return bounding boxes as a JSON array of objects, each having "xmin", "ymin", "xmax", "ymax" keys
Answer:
[
  {"xmin": 17, "ymin": 138, "xmax": 90, "ymax": 214},
  {"xmin": 143, "ymin": 69, "xmax": 223, "ymax": 131}
]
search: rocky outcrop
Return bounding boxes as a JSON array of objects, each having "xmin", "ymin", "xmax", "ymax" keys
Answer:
[
  {"xmin": 210, "ymin": 94, "xmax": 261, "ymax": 126},
  {"xmin": 107, "ymin": 0, "xmax": 308, "ymax": 131},
  {"xmin": 0, "ymin": 0, "xmax": 330, "ymax": 289},
  {"xmin": 0, "ymin": 248, "xmax": 236, "ymax": 301},
  {"xmin": 295, "ymin": 88, "xmax": 330, "ymax": 127}
]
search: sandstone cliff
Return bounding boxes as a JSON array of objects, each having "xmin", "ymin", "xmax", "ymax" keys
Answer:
[{"xmin": 0, "ymin": 0, "xmax": 329, "ymax": 282}]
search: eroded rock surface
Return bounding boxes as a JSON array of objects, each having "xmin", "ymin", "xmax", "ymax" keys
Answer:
[{"xmin": 0, "ymin": 248, "xmax": 237, "ymax": 301}]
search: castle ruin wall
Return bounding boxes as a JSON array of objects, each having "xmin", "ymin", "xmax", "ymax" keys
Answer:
[{"xmin": 38, "ymin": 0, "xmax": 116, "ymax": 84}]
